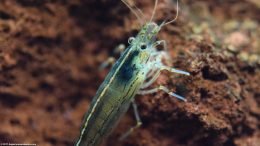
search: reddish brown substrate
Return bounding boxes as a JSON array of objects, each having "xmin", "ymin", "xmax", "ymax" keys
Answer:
[{"xmin": 0, "ymin": 0, "xmax": 259, "ymax": 146}]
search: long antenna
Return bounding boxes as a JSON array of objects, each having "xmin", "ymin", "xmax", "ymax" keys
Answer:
[
  {"xmin": 163, "ymin": 0, "xmax": 179, "ymax": 26},
  {"xmin": 132, "ymin": 2, "xmax": 146, "ymax": 22},
  {"xmin": 121, "ymin": 0, "xmax": 145, "ymax": 25},
  {"xmin": 150, "ymin": 0, "xmax": 158, "ymax": 22}
]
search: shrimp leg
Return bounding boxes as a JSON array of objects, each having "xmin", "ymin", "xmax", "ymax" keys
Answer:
[
  {"xmin": 119, "ymin": 100, "xmax": 142, "ymax": 141},
  {"xmin": 138, "ymin": 85, "xmax": 187, "ymax": 102}
]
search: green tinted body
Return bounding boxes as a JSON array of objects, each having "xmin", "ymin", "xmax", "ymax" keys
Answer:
[{"xmin": 75, "ymin": 23, "xmax": 161, "ymax": 146}]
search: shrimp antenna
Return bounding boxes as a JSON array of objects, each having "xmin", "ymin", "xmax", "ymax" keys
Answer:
[
  {"xmin": 121, "ymin": 0, "xmax": 145, "ymax": 25},
  {"xmin": 150, "ymin": 0, "xmax": 158, "ymax": 22},
  {"xmin": 163, "ymin": 0, "xmax": 179, "ymax": 26}
]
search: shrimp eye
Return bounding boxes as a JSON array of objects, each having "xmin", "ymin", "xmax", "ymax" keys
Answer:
[{"xmin": 140, "ymin": 43, "xmax": 147, "ymax": 50}]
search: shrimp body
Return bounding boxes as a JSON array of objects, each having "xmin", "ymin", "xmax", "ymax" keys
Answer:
[{"xmin": 75, "ymin": 23, "xmax": 163, "ymax": 146}]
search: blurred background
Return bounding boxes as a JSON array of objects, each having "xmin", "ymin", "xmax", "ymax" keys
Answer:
[{"xmin": 0, "ymin": 0, "xmax": 259, "ymax": 146}]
